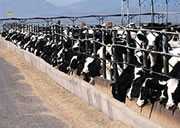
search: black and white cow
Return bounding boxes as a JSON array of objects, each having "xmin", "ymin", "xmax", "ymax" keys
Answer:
[{"xmin": 165, "ymin": 62, "xmax": 180, "ymax": 110}]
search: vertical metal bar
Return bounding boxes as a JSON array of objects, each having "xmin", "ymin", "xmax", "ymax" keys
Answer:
[
  {"xmin": 102, "ymin": 30, "xmax": 106, "ymax": 79},
  {"xmin": 93, "ymin": 30, "xmax": 96, "ymax": 56},
  {"xmin": 126, "ymin": 30, "xmax": 131, "ymax": 65},
  {"xmin": 121, "ymin": 0, "xmax": 125, "ymax": 25},
  {"xmin": 37, "ymin": 24, "xmax": 39, "ymax": 33},
  {"xmin": 52, "ymin": 25, "xmax": 55, "ymax": 42},
  {"xmin": 165, "ymin": 0, "xmax": 169, "ymax": 25},
  {"xmin": 142, "ymin": 32, "xmax": 148, "ymax": 68},
  {"xmin": 60, "ymin": 26, "xmax": 63, "ymax": 43},
  {"xmin": 33, "ymin": 24, "xmax": 35, "ymax": 33},
  {"xmin": 28, "ymin": 24, "xmax": 30, "ymax": 33},
  {"xmin": 54, "ymin": 24, "xmax": 57, "ymax": 43},
  {"xmin": 56, "ymin": 25, "xmax": 59, "ymax": 42},
  {"xmin": 78, "ymin": 28, "xmax": 81, "ymax": 52},
  {"xmin": 45, "ymin": 23, "xmax": 48, "ymax": 35},
  {"xmin": 139, "ymin": 0, "xmax": 142, "ymax": 26},
  {"xmin": 127, "ymin": 0, "xmax": 130, "ymax": 24},
  {"xmin": 85, "ymin": 29, "xmax": 88, "ymax": 54},
  {"xmin": 151, "ymin": 0, "xmax": 155, "ymax": 23},
  {"xmin": 162, "ymin": 34, "xmax": 169, "ymax": 74},
  {"xmin": 112, "ymin": 30, "xmax": 118, "ymax": 82},
  {"xmin": 30, "ymin": 24, "xmax": 32, "ymax": 33},
  {"xmin": 143, "ymin": 47, "xmax": 148, "ymax": 68},
  {"xmin": 37, "ymin": 25, "xmax": 39, "ymax": 34},
  {"xmin": 57, "ymin": 20, "xmax": 61, "ymax": 43}
]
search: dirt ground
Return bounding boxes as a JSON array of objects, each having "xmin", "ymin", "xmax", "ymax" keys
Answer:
[{"xmin": 0, "ymin": 42, "xmax": 131, "ymax": 128}]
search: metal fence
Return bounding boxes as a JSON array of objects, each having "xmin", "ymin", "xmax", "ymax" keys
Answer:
[{"xmin": 2, "ymin": 21, "xmax": 180, "ymax": 82}]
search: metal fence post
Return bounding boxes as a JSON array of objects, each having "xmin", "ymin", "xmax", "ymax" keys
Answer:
[
  {"xmin": 142, "ymin": 32, "xmax": 148, "ymax": 68},
  {"xmin": 54, "ymin": 24, "xmax": 57, "ymax": 43},
  {"xmin": 78, "ymin": 28, "xmax": 81, "ymax": 53},
  {"xmin": 112, "ymin": 30, "xmax": 118, "ymax": 82},
  {"xmin": 93, "ymin": 30, "xmax": 96, "ymax": 56},
  {"xmin": 162, "ymin": 34, "xmax": 169, "ymax": 74},
  {"xmin": 57, "ymin": 21, "xmax": 61, "ymax": 43},
  {"xmin": 102, "ymin": 30, "xmax": 107, "ymax": 79},
  {"xmin": 60, "ymin": 26, "xmax": 63, "ymax": 44},
  {"xmin": 85, "ymin": 29, "xmax": 89, "ymax": 55},
  {"xmin": 33, "ymin": 25, "xmax": 35, "ymax": 33},
  {"xmin": 45, "ymin": 23, "xmax": 48, "ymax": 35},
  {"xmin": 30, "ymin": 24, "xmax": 32, "ymax": 33},
  {"xmin": 35, "ymin": 25, "xmax": 37, "ymax": 34},
  {"xmin": 52, "ymin": 25, "xmax": 55, "ymax": 42},
  {"xmin": 28, "ymin": 25, "xmax": 31, "ymax": 33},
  {"xmin": 37, "ymin": 24, "xmax": 39, "ymax": 34},
  {"xmin": 126, "ymin": 30, "xmax": 131, "ymax": 65}
]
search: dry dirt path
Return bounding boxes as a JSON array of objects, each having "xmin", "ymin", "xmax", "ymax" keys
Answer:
[{"xmin": 0, "ymin": 42, "xmax": 131, "ymax": 128}]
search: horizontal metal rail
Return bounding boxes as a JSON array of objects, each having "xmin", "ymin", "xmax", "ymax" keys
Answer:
[{"xmin": 3, "ymin": 22, "xmax": 180, "ymax": 81}]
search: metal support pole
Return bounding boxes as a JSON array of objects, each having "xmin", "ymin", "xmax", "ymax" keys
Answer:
[
  {"xmin": 33, "ymin": 25, "xmax": 35, "ymax": 33},
  {"xmin": 57, "ymin": 20, "xmax": 61, "ymax": 43},
  {"xmin": 30, "ymin": 24, "xmax": 33, "ymax": 33},
  {"xmin": 139, "ymin": 0, "xmax": 142, "ymax": 26},
  {"xmin": 121, "ymin": 0, "xmax": 125, "ymax": 25},
  {"xmin": 142, "ymin": 35, "xmax": 148, "ymax": 68},
  {"xmin": 126, "ymin": 30, "xmax": 131, "ymax": 65},
  {"xmin": 162, "ymin": 34, "xmax": 169, "ymax": 74},
  {"xmin": 127, "ymin": 0, "xmax": 130, "ymax": 24},
  {"xmin": 78, "ymin": 29, "xmax": 81, "ymax": 52},
  {"xmin": 45, "ymin": 23, "xmax": 48, "ymax": 35},
  {"xmin": 55, "ymin": 25, "xmax": 58, "ymax": 42},
  {"xmin": 151, "ymin": 0, "xmax": 155, "ymax": 23},
  {"xmin": 102, "ymin": 30, "xmax": 107, "ymax": 79},
  {"xmin": 52, "ymin": 25, "xmax": 55, "ymax": 42},
  {"xmin": 165, "ymin": 0, "xmax": 169, "ymax": 25},
  {"xmin": 112, "ymin": 30, "xmax": 118, "ymax": 82},
  {"xmin": 93, "ymin": 30, "xmax": 96, "ymax": 56},
  {"xmin": 37, "ymin": 24, "xmax": 40, "ymax": 33},
  {"xmin": 60, "ymin": 26, "xmax": 63, "ymax": 43},
  {"xmin": 85, "ymin": 29, "xmax": 89, "ymax": 54}
]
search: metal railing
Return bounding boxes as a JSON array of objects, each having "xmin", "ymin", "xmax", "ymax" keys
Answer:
[{"xmin": 2, "ymin": 22, "xmax": 180, "ymax": 81}]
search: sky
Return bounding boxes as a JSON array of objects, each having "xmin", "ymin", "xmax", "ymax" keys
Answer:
[
  {"xmin": 45, "ymin": 0, "xmax": 83, "ymax": 6},
  {"xmin": 0, "ymin": 0, "xmax": 180, "ymax": 24}
]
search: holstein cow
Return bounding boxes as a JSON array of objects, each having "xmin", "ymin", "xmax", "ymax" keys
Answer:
[
  {"xmin": 111, "ymin": 33, "xmax": 142, "ymax": 102},
  {"xmin": 136, "ymin": 77, "xmax": 167, "ymax": 107},
  {"xmin": 81, "ymin": 56, "xmax": 101, "ymax": 84},
  {"xmin": 133, "ymin": 33, "xmax": 180, "ymax": 108},
  {"xmin": 165, "ymin": 62, "xmax": 180, "ymax": 110},
  {"xmin": 127, "ymin": 31, "xmax": 165, "ymax": 105}
]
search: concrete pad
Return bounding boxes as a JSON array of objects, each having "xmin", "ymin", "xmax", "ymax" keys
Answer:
[
  {"xmin": 70, "ymin": 77, "xmax": 81, "ymax": 98},
  {"xmin": 46, "ymin": 64, "xmax": 55, "ymax": 80},
  {"xmin": 100, "ymin": 96, "xmax": 109, "ymax": 116},
  {"xmin": 23, "ymin": 52, "xmax": 32, "ymax": 65},
  {"xmin": 78, "ymin": 84, "xmax": 89, "ymax": 103},
  {"xmin": 55, "ymin": 70, "xmax": 69, "ymax": 89},
  {"xmin": 39, "ymin": 58, "xmax": 47, "ymax": 74},
  {"xmin": 31, "ymin": 55, "xmax": 39, "ymax": 68}
]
